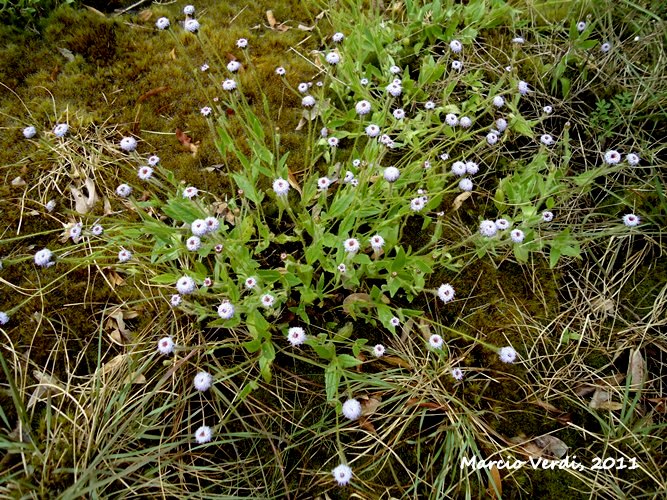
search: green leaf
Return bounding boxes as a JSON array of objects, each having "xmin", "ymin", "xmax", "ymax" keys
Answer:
[
  {"xmin": 150, "ymin": 273, "xmax": 180, "ymax": 284},
  {"xmin": 259, "ymin": 341, "xmax": 276, "ymax": 383},
  {"xmin": 338, "ymin": 354, "xmax": 361, "ymax": 369},
  {"xmin": 324, "ymin": 361, "xmax": 340, "ymax": 401},
  {"xmin": 232, "ymin": 172, "xmax": 264, "ymax": 204}
]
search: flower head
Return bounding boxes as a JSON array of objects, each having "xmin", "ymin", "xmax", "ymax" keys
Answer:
[
  {"xmin": 194, "ymin": 425, "xmax": 212, "ymax": 444},
  {"xmin": 542, "ymin": 211, "xmax": 554, "ymax": 222},
  {"xmin": 543, "ymin": 105, "xmax": 553, "ymax": 115},
  {"xmin": 342, "ymin": 398, "xmax": 362, "ymax": 420},
  {"xmin": 577, "ymin": 21, "xmax": 586, "ymax": 32},
  {"xmin": 120, "ymin": 136, "xmax": 137, "ymax": 152},
  {"xmin": 116, "ymin": 184, "xmax": 132, "ymax": 198},
  {"xmin": 222, "ymin": 79, "xmax": 237, "ymax": 91},
  {"xmin": 275, "ymin": 66, "xmax": 286, "ymax": 76},
  {"xmin": 540, "ymin": 134, "xmax": 554, "ymax": 146},
  {"xmin": 157, "ymin": 336, "xmax": 174, "ymax": 355},
  {"xmin": 459, "ymin": 178, "xmax": 473, "ymax": 191},
  {"xmin": 510, "ymin": 229, "xmax": 525, "ymax": 243},
  {"xmin": 370, "ymin": 234, "xmax": 385, "ymax": 251},
  {"xmin": 392, "ymin": 108, "xmax": 405, "ymax": 120},
  {"xmin": 600, "ymin": 42, "xmax": 611, "ymax": 53},
  {"xmin": 0, "ymin": 312, "xmax": 9, "ymax": 325},
  {"xmin": 466, "ymin": 161, "xmax": 479, "ymax": 175},
  {"xmin": 236, "ymin": 38, "xmax": 248, "ymax": 48},
  {"xmin": 449, "ymin": 39, "xmax": 462, "ymax": 53},
  {"xmin": 205, "ymin": 216, "xmax": 220, "ymax": 233},
  {"xmin": 118, "ymin": 249, "xmax": 132, "ymax": 262},
  {"xmin": 390, "ymin": 316, "xmax": 400, "ymax": 327},
  {"xmin": 245, "ymin": 277, "xmax": 257, "ymax": 289},
  {"xmin": 360, "ymin": 77, "xmax": 369, "ymax": 86},
  {"xmin": 499, "ymin": 346, "xmax": 517, "ymax": 363},
  {"xmin": 495, "ymin": 218, "xmax": 510, "ymax": 230},
  {"xmin": 424, "ymin": 101, "xmax": 436, "ymax": 110},
  {"xmin": 486, "ymin": 132, "xmax": 499, "ymax": 145},
  {"xmin": 227, "ymin": 60, "xmax": 241, "ymax": 72},
  {"xmin": 451, "ymin": 161, "xmax": 467, "ymax": 176},
  {"xmin": 410, "ymin": 197, "xmax": 426, "ymax": 212},
  {"xmin": 437, "ymin": 284, "xmax": 455, "ymax": 303},
  {"xmin": 479, "ymin": 220, "xmax": 497, "ymax": 237},
  {"xmin": 201, "ymin": 106, "xmax": 212, "ymax": 116},
  {"xmin": 337, "ymin": 263, "xmax": 346, "ymax": 273},
  {"xmin": 495, "ymin": 118, "xmax": 508, "ymax": 133},
  {"xmin": 287, "ymin": 326, "xmax": 306, "ymax": 346},
  {"xmin": 261, "ymin": 293, "xmax": 275, "ymax": 308},
  {"xmin": 176, "ymin": 276, "xmax": 196, "ymax": 295},
  {"xmin": 451, "ymin": 60, "xmax": 463, "ymax": 71},
  {"xmin": 626, "ymin": 153, "xmax": 640, "ymax": 166},
  {"xmin": 273, "ymin": 178, "xmax": 290, "ymax": 196},
  {"xmin": 53, "ymin": 123, "xmax": 69, "ymax": 137},
  {"xmin": 332, "ymin": 464, "xmax": 353, "ymax": 486},
  {"xmin": 170, "ymin": 294, "xmax": 182, "ymax": 307},
  {"xmin": 155, "ymin": 17, "xmax": 170, "ymax": 30},
  {"xmin": 623, "ymin": 213, "xmax": 640, "ymax": 227},
  {"xmin": 200, "ymin": 63, "xmax": 209, "ymax": 72},
  {"xmin": 302, "ymin": 95, "xmax": 316, "ymax": 107},
  {"xmin": 512, "ymin": 36, "xmax": 525, "ymax": 44},
  {"xmin": 492, "ymin": 96, "xmax": 505, "ymax": 108},
  {"xmin": 452, "ymin": 368, "xmax": 464, "ymax": 380},
  {"xmin": 184, "ymin": 19, "xmax": 200, "ymax": 33},
  {"xmin": 459, "ymin": 116, "xmax": 472, "ymax": 128},
  {"xmin": 344, "ymin": 238, "xmax": 360, "ymax": 253},
  {"xmin": 183, "ymin": 5, "xmax": 195, "ymax": 15},
  {"xmin": 429, "ymin": 334, "xmax": 444, "ymax": 349},
  {"xmin": 217, "ymin": 301, "xmax": 235, "ymax": 319},
  {"xmin": 604, "ymin": 150, "xmax": 621, "ymax": 165},
  {"xmin": 40, "ymin": 247, "xmax": 59, "ymax": 270},
  {"xmin": 45, "ymin": 199, "xmax": 56, "ymax": 212},
  {"xmin": 365, "ymin": 124, "xmax": 380, "ymax": 138},
  {"xmin": 373, "ymin": 344, "xmax": 385, "ymax": 357},
  {"xmin": 325, "ymin": 52, "xmax": 340, "ymax": 65},
  {"xmin": 355, "ymin": 100, "xmax": 371, "ymax": 115},
  {"xmin": 332, "ymin": 32, "xmax": 344, "ymax": 42},
  {"xmin": 194, "ymin": 371, "xmax": 213, "ymax": 391},
  {"xmin": 386, "ymin": 83, "xmax": 402, "ymax": 97},
  {"xmin": 91, "ymin": 224, "xmax": 103, "ymax": 236},
  {"xmin": 23, "ymin": 126, "xmax": 37, "ymax": 139},
  {"xmin": 69, "ymin": 223, "xmax": 82, "ymax": 240},
  {"xmin": 191, "ymin": 219, "xmax": 207, "ymax": 237},
  {"xmin": 317, "ymin": 177, "xmax": 331, "ymax": 190},
  {"xmin": 138, "ymin": 166, "xmax": 153, "ymax": 180},
  {"xmin": 186, "ymin": 236, "xmax": 201, "ymax": 251},
  {"xmin": 445, "ymin": 113, "xmax": 458, "ymax": 126},
  {"xmin": 518, "ymin": 80, "xmax": 531, "ymax": 95},
  {"xmin": 383, "ymin": 166, "xmax": 400, "ymax": 183},
  {"xmin": 183, "ymin": 186, "xmax": 199, "ymax": 199},
  {"xmin": 328, "ymin": 137, "xmax": 339, "ymax": 148},
  {"xmin": 389, "ymin": 65, "xmax": 401, "ymax": 74}
]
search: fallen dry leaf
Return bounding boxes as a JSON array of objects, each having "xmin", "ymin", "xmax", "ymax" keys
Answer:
[
  {"xmin": 590, "ymin": 389, "xmax": 623, "ymax": 410},
  {"xmin": 287, "ymin": 169, "xmax": 302, "ymax": 196},
  {"xmin": 138, "ymin": 9, "xmax": 152, "ymax": 22},
  {"xmin": 452, "ymin": 191, "xmax": 472, "ymax": 210},
  {"xmin": 104, "ymin": 268, "xmax": 125, "ymax": 289},
  {"xmin": 359, "ymin": 416, "xmax": 376, "ymax": 433},
  {"xmin": 487, "ymin": 464, "xmax": 502, "ymax": 499},
  {"xmin": 137, "ymin": 86, "xmax": 170, "ymax": 103},
  {"xmin": 70, "ymin": 177, "xmax": 98, "ymax": 214},
  {"xmin": 27, "ymin": 370, "xmax": 63, "ymax": 409},
  {"xmin": 360, "ymin": 395, "xmax": 382, "ymax": 417},
  {"xmin": 266, "ymin": 10, "xmax": 276, "ymax": 27},
  {"xmin": 628, "ymin": 348, "xmax": 645, "ymax": 390},
  {"xmin": 297, "ymin": 24, "xmax": 315, "ymax": 31},
  {"xmin": 382, "ymin": 356, "xmax": 412, "ymax": 370},
  {"xmin": 342, "ymin": 293, "xmax": 373, "ymax": 315},
  {"xmin": 11, "ymin": 177, "xmax": 26, "ymax": 187},
  {"xmin": 533, "ymin": 434, "xmax": 569, "ymax": 458},
  {"xmin": 175, "ymin": 128, "xmax": 199, "ymax": 156},
  {"xmin": 169, "ymin": 48, "xmax": 176, "ymax": 60}
]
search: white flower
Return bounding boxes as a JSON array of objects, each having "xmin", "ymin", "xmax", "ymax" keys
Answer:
[
  {"xmin": 479, "ymin": 220, "xmax": 497, "ymax": 237},
  {"xmin": 170, "ymin": 294, "xmax": 182, "ymax": 307},
  {"xmin": 215, "ymin": 244, "xmax": 223, "ymax": 253},
  {"xmin": 227, "ymin": 60, "xmax": 241, "ymax": 72},
  {"xmin": 410, "ymin": 197, "xmax": 426, "ymax": 212},
  {"xmin": 383, "ymin": 166, "xmax": 400, "ymax": 182},
  {"xmin": 373, "ymin": 344, "xmax": 385, "ymax": 357},
  {"xmin": 273, "ymin": 178, "xmax": 290, "ymax": 196},
  {"xmin": 499, "ymin": 346, "xmax": 517, "ymax": 363},
  {"xmin": 445, "ymin": 113, "xmax": 458, "ymax": 126},
  {"xmin": 203, "ymin": 277, "xmax": 212, "ymax": 287},
  {"xmin": 157, "ymin": 336, "xmax": 174, "ymax": 355},
  {"xmin": 343, "ymin": 171, "xmax": 355, "ymax": 183},
  {"xmin": 332, "ymin": 464, "xmax": 353, "ymax": 486},
  {"xmin": 69, "ymin": 223, "xmax": 82, "ymax": 240},
  {"xmin": 600, "ymin": 42, "xmax": 611, "ymax": 53},
  {"xmin": 138, "ymin": 166, "xmax": 153, "ymax": 180},
  {"xmin": 45, "ymin": 199, "xmax": 56, "ymax": 212},
  {"xmin": 217, "ymin": 301, "xmax": 235, "ymax": 319},
  {"xmin": 626, "ymin": 153, "xmax": 640, "ymax": 166},
  {"xmin": 35, "ymin": 248, "xmax": 54, "ymax": 267},
  {"xmin": 370, "ymin": 234, "xmax": 385, "ymax": 250},
  {"xmin": 429, "ymin": 334, "xmax": 444, "ymax": 349},
  {"xmin": 261, "ymin": 294, "xmax": 275, "ymax": 308},
  {"xmin": 492, "ymin": 96, "xmax": 505, "ymax": 108},
  {"xmin": 495, "ymin": 118, "xmax": 508, "ymax": 133},
  {"xmin": 510, "ymin": 229, "xmax": 525, "ymax": 243},
  {"xmin": 623, "ymin": 213, "xmax": 640, "ymax": 227},
  {"xmin": 53, "ymin": 123, "xmax": 69, "ymax": 137},
  {"xmin": 190, "ymin": 219, "xmax": 207, "ymax": 237},
  {"xmin": 423, "ymin": 160, "xmax": 431, "ymax": 169},
  {"xmin": 451, "ymin": 161, "xmax": 467, "ymax": 176},
  {"xmin": 542, "ymin": 211, "xmax": 554, "ymax": 222},
  {"xmin": 183, "ymin": 5, "xmax": 195, "ymax": 15},
  {"xmin": 466, "ymin": 161, "xmax": 479, "ymax": 175},
  {"xmin": 540, "ymin": 134, "xmax": 554, "ymax": 146},
  {"xmin": 386, "ymin": 83, "xmax": 402, "ymax": 97},
  {"xmin": 393, "ymin": 108, "xmax": 405, "ymax": 120},
  {"xmin": 424, "ymin": 101, "xmax": 436, "ymax": 110},
  {"xmin": 505, "ymin": 66, "xmax": 513, "ymax": 72},
  {"xmin": 0, "ymin": 312, "xmax": 8, "ymax": 325},
  {"xmin": 176, "ymin": 276, "xmax": 196, "ymax": 295},
  {"xmin": 319, "ymin": 127, "xmax": 328, "ymax": 138},
  {"xmin": 355, "ymin": 100, "xmax": 371, "ymax": 115},
  {"xmin": 23, "ymin": 126, "xmax": 37, "ymax": 139},
  {"xmin": 352, "ymin": 159, "xmax": 361, "ymax": 167},
  {"xmin": 186, "ymin": 236, "xmax": 201, "ymax": 251},
  {"xmin": 360, "ymin": 77, "xmax": 369, "ymax": 86},
  {"xmin": 147, "ymin": 154, "xmax": 160, "ymax": 166},
  {"xmin": 118, "ymin": 249, "xmax": 132, "ymax": 262},
  {"xmin": 486, "ymin": 132, "xmax": 499, "ymax": 145},
  {"xmin": 389, "ymin": 65, "xmax": 401, "ymax": 74},
  {"xmin": 543, "ymin": 105, "xmax": 553, "ymax": 115},
  {"xmin": 512, "ymin": 36, "xmax": 525, "ymax": 44},
  {"xmin": 577, "ymin": 21, "xmax": 586, "ymax": 32},
  {"xmin": 184, "ymin": 19, "xmax": 200, "ymax": 32},
  {"xmin": 437, "ymin": 284, "xmax": 455, "ymax": 303},
  {"xmin": 459, "ymin": 116, "xmax": 472, "ymax": 128},
  {"xmin": 325, "ymin": 52, "xmax": 340, "ymax": 65},
  {"xmin": 155, "ymin": 17, "xmax": 170, "ymax": 29},
  {"xmin": 205, "ymin": 217, "xmax": 220, "ymax": 233},
  {"xmin": 222, "ymin": 79, "xmax": 237, "ymax": 91},
  {"xmin": 236, "ymin": 38, "xmax": 248, "ymax": 48},
  {"xmin": 183, "ymin": 186, "xmax": 199, "ymax": 199},
  {"xmin": 332, "ymin": 32, "xmax": 344, "ymax": 42},
  {"xmin": 365, "ymin": 124, "xmax": 380, "ymax": 137},
  {"xmin": 317, "ymin": 177, "xmax": 331, "ymax": 190},
  {"xmin": 275, "ymin": 66, "xmax": 286, "ymax": 76},
  {"xmin": 604, "ymin": 150, "xmax": 621, "ymax": 165},
  {"xmin": 452, "ymin": 368, "xmax": 464, "ymax": 380},
  {"xmin": 342, "ymin": 398, "xmax": 362, "ymax": 420},
  {"xmin": 451, "ymin": 60, "xmax": 462, "ymax": 71},
  {"xmin": 495, "ymin": 218, "xmax": 510, "ymax": 230},
  {"xmin": 302, "ymin": 95, "xmax": 316, "ymax": 107},
  {"xmin": 296, "ymin": 83, "xmax": 309, "ymax": 94},
  {"xmin": 344, "ymin": 238, "xmax": 360, "ymax": 253},
  {"xmin": 337, "ymin": 263, "xmax": 347, "ymax": 273},
  {"xmin": 201, "ymin": 106, "xmax": 212, "ymax": 116},
  {"xmin": 194, "ymin": 425, "xmax": 212, "ymax": 444},
  {"xmin": 120, "ymin": 136, "xmax": 137, "ymax": 152},
  {"xmin": 287, "ymin": 326, "xmax": 306, "ymax": 346},
  {"xmin": 390, "ymin": 316, "xmax": 400, "ymax": 327},
  {"xmin": 91, "ymin": 224, "xmax": 103, "ymax": 236},
  {"xmin": 518, "ymin": 80, "xmax": 531, "ymax": 95},
  {"xmin": 449, "ymin": 39, "xmax": 462, "ymax": 53},
  {"xmin": 459, "ymin": 178, "xmax": 473, "ymax": 191},
  {"xmin": 116, "ymin": 184, "xmax": 132, "ymax": 198},
  {"xmin": 194, "ymin": 371, "xmax": 213, "ymax": 391},
  {"xmin": 328, "ymin": 137, "xmax": 339, "ymax": 148},
  {"xmin": 200, "ymin": 63, "xmax": 209, "ymax": 72}
]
